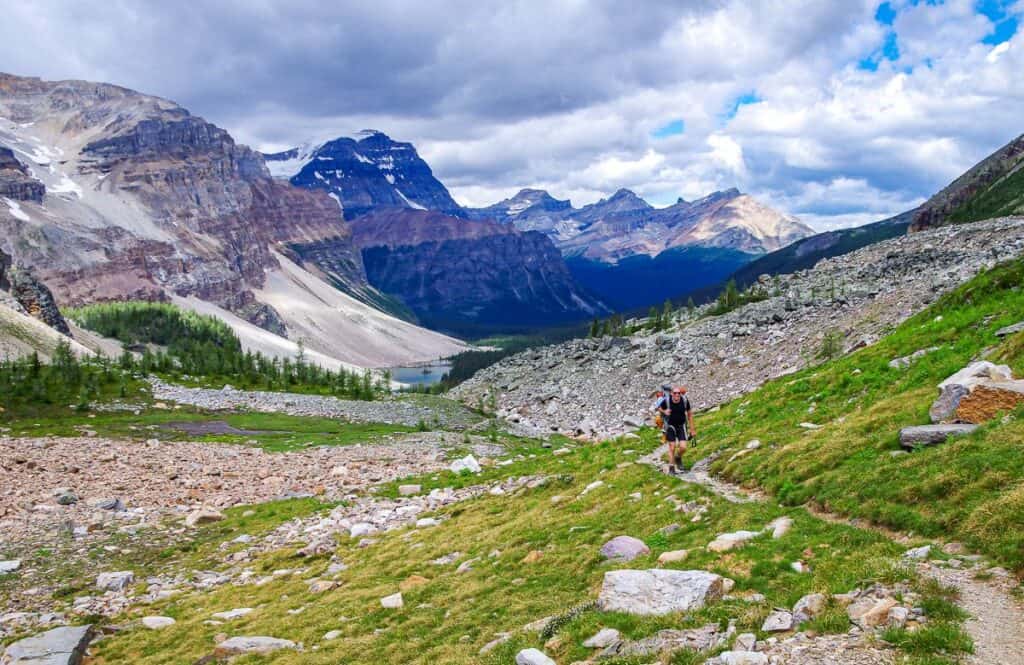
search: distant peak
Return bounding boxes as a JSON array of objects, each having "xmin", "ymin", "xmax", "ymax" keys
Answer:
[
  {"xmin": 356, "ymin": 129, "xmax": 384, "ymax": 138},
  {"xmin": 676, "ymin": 197, "xmax": 687, "ymax": 205},
  {"xmin": 610, "ymin": 188, "xmax": 640, "ymax": 200}
]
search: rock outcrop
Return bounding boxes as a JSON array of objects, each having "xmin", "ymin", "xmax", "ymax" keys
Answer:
[
  {"xmin": 0, "ymin": 145, "xmax": 45, "ymax": 202},
  {"xmin": 930, "ymin": 361, "xmax": 1024, "ymax": 424},
  {"xmin": 0, "ymin": 248, "xmax": 70, "ymax": 334},
  {"xmin": 596, "ymin": 569, "xmax": 724, "ymax": 615},
  {"xmin": 3, "ymin": 625, "xmax": 93, "ymax": 665}
]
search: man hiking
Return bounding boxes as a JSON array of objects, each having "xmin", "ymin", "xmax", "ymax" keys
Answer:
[{"xmin": 656, "ymin": 386, "xmax": 696, "ymax": 474}]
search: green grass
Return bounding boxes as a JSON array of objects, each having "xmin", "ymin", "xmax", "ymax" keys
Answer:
[
  {"xmin": 91, "ymin": 433, "xmax": 925, "ymax": 664},
  {"xmin": 948, "ymin": 165, "xmax": 1024, "ymax": 224},
  {"xmin": 682, "ymin": 257, "xmax": 1024, "ymax": 568},
  {"xmin": 1, "ymin": 408, "xmax": 417, "ymax": 452}
]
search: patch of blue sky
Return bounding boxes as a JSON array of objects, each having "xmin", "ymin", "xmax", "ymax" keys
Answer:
[
  {"xmin": 652, "ymin": 119, "xmax": 684, "ymax": 138},
  {"xmin": 724, "ymin": 92, "xmax": 761, "ymax": 120},
  {"xmin": 977, "ymin": 0, "xmax": 1019, "ymax": 44}
]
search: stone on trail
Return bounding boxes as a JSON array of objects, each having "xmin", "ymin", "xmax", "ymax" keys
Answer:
[
  {"xmin": 707, "ymin": 530, "xmax": 761, "ymax": 552},
  {"xmin": 582, "ymin": 627, "xmax": 621, "ymax": 648},
  {"xmin": 96, "ymin": 570, "xmax": 134, "ymax": 592},
  {"xmin": 213, "ymin": 636, "xmax": 297, "ymax": 657},
  {"xmin": 899, "ymin": 424, "xmax": 978, "ymax": 449},
  {"xmin": 449, "ymin": 455, "xmax": 481, "ymax": 474},
  {"xmin": 142, "ymin": 616, "xmax": 176, "ymax": 630},
  {"xmin": 515, "ymin": 648, "xmax": 556, "ymax": 665},
  {"xmin": 0, "ymin": 560, "xmax": 21, "ymax": 574},
  {"xmin": 184, "ymin": 507, "xmax": 225, "ymax": 527},
  {"xmin": 657, "ymin": 549, "xmax": 689, "ymax": 565},
  {"xmin": 761, "ymin": 609, "xmax": 793, "ymax": 632},
  {"xmin": 600, "ymin": 536, "xmax": 650, "ymax": 562},
  {"xmin": 3, "ymin": 625, "xmax": 94, "ymax": 665},
  {"xmin": 597, "ymin": 569, "xmax": 724, "ymax": 616},
  {"xmin": 381, "ymin": 592, "xmax": 403, "ymax": 608}
]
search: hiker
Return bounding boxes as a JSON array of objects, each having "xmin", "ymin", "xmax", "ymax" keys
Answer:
[{"xmin": 656, "ymin": 385, "xmax": 696, "ymax": 474}]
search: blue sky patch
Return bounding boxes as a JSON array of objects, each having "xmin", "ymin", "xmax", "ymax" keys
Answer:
[
  {"xmin": 977, "ymin": 0, "xmax": 1019, "ymax": 44},
  {"xmin": 725, "ymin": 92, "xmax": 762, "ymax": 120},
  {"xmin": 652, "ymin": 119, "xmax": 684, "ymax": 138}
]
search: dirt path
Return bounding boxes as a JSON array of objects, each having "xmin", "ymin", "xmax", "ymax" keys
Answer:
[
  {"xmin": 924, "ymin": 564, "xmax": 1024, "ymax": 664},
  {"xmin": 643, "ymin": 449, "xmax": 1024, "ymax": 663},
  {"xmin": 638, "ymin": 445, "xmax": 762, "ymax": 503}
]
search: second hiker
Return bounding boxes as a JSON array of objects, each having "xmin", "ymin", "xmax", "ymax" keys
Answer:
[{"xmin": 656, "ymin": 385, "xmax": 696, "ymax": 474}]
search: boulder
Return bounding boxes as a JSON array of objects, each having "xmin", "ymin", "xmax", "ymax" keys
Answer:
[
  {"xmin": 3, "ymin": 625, "xmax": 93, "ymax": 665},
  {"xmin": 707, "ymin": 530, "xmax": 761, "ymax": 552},
  {"xmin": 96, "ymin": 571, "xmax": 134, "ymax": 592},
  {"xmin": 515, "ymin": 648, "xmax": 556, "ymax": 665},
  {"xmin": 449, "ymin": 455, "xmax": 481, "ymax": 474},
  {"xmin": 398, "ymin": 484, "xmax": 422, "ymax": 496},
  {"xmin": 761, "ymin": 609, "xmax": 793, "ymax": 632},
  {"xmin": 792, "ymin": 592, "xmax": 827, "ymax": 623},
  {"xmin": 142, "ymin": 616, "xmax": 176, "ymax": 630},
  {"xmin": 0, "ymin": 560, "xmax": 21, "ymax": 574},
  {"xmin": 596, "ymin": 569, "xmax": 723, "ymax": 616},
  {"xmin": 848, "ymin": 597, "xmax": 898, "ymax": 628},
  {"xmin": 600, "ymin": 536, "xmax": 650, "ymax": 562},
  {"xmin": 899, "ymin": 424, "xmax": 978, "ymax": 449},
  {"xmin": 213, "ymin": 636, "xmax": 296, "ymax": 657},
  {"xmin": 957, "ymin": 384, "xmax": 1024, "ymax": 424},
  {"xmin": 597, "ymin": 625, "xmax": 721, "ymax": 659},
  {"xmin": 931, "ymin": 361, "xmax": 1015, "ymax": 423},
  {"xmin": 582, "ymin": 627, "xmax": 621, "ymax": 648}
]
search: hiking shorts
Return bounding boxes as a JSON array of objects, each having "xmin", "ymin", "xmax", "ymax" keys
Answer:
[{"xmin": 665, "ymin": 425, "xmax": 689, "ymax": 443}]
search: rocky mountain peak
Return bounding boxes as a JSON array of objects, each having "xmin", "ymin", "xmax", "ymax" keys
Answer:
[{"xmin": 265, "ymin": 132, "xmax": 464, "ymax": 219}]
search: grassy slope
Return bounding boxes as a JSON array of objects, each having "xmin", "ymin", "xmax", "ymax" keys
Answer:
[
  {"xmin": 947, "ymin": 165, "xmax": 1024, "ymax": 224},
  {"xmin": 689, "ymin": 257, "xmax": 1024, "ymax": 568},
  {"xmin": 93, "ymin": 434, "xmax": 921, "ymax": 664}
]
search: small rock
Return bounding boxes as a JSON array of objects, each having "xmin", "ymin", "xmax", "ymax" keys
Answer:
[
  {"xmin": 398, "ymin": 484, "xmax": 421, "ymax": 496},
  {"xmin": 323, "ymin": 630, "xmax": 342, "ymax": 640},
  {"xmin": 792, "ymin": 593, "xmax": 827, "ymax": 623},
  {"xmin": 211, "ymin": 608, "xmax": 253, "ymax": 620},
  {"xmin": 90, "ymin": 497, "xmax": 125, "ymax": 511},
  {"xmin": 718, "ymin": 651, "xmax": 769, "ymax": 665},
  {"xmin": 657, "ymin": 549, "xmax": 689, "ymax": 565},
  {"xmin": 381, "ymin": 592, "xmax": 404, "ymax": 608},
  {"xmin": 142, "ymin": 616, "xmax": 175, "ymax": 630},
  {"xmin": 0, "ymin": 560, "xmax": 21, "ymax": 574},
  {"xmin": 184, "ymin": 507, "xmax": 225, "ymax": 527},
  {"xmin": 708, "ymin": 530, "xmax": 760, "ymax": 552},
  {"xmin": 767, "ymin": 516, "xmax": 793, "ymax": 539},
  {"xmin": 583, "ymin": 627, "xmax": 621, "ymax": 648},
  {"xmin": 449, "ymin": 455, "xmax": 481, "ymax": 474},
  {"xmin": 734, "ymin": 632, "xmax": 757, "ymax": 651},
  {"xmin": 903, "ymin": 545, "xmax": 932, "ymax": 560},
  {"xmin": 96, "ymin": 571, "xmax": 134, "ymax": 592},
  {"xmin": 515, "ymin": 648, "xmax": 556, "ymax": 665},
  {"xmin": 761, "ymin": 610, "xmax": 793, "ymax": 632},
  {"xmin": 887, "ymin": 606, "xmax": 909, "ymax": 628},
  {"xmin": 600, "ymin": 536, "xmax": 650, "ymax": 562},
  {"xmin": 308, "ymin": 579, "xmax": 338, "ymax": 593},
  {"xmin": 848, "ymin": 597, "xmax": 898, "ymax": 628}
]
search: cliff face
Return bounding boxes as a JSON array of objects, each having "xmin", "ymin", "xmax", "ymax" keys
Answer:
[
  {"xmin": 351, "ymin": 209, "xmax": 605, "ymax": 335},
  {"xmin": 0, "ymin": 146, "xmax": 45, "ymax": 202},
  {"xmin": 0, "ymin": 73, "xmax": 365, "ymax": 328},
  {"xmin": 0, "ymin": 247, "xmax": 70, "ymax": 335}
]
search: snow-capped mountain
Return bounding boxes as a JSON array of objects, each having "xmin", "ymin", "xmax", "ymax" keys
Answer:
[{"xmin": 262, "ymin": 131, "xmax": 464, "ymax": 219}]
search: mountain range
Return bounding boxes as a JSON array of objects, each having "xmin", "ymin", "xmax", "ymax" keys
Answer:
[{"xmin": 267, "ymin": 131, "xmax": 814, "ymax": 314}]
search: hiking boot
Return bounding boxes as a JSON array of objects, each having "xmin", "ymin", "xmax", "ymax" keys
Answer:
[{"xmin": 667, "ymin": 464, "xmax": 677, "ymax": 475}]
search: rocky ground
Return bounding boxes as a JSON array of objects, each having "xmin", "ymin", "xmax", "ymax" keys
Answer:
[
  {"xmin": 0, "ymin": 431, "xmax": 504, "ymax": 635},
  {"xmin": 453, "ymin": 216, "xmax": 1024, "ymax": 438},
  {"xmin": 148, "ymin": 378, "xmax": 481, "ymax": 428}
]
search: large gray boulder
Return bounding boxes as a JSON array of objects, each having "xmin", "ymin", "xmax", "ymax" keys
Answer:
[
  {"xmin": 930, "ymin": 361, "xmax": 1014, "ymax": 423},
  {"xmin": 213, "ymin": 636, "xmax": 297, "ymax": 657},
  {"xmin": 899, "ymin": 424, "xmax": 978, "ymax": 449},
  {"xmin": 599, "ymin": 536, "xmax": 650, "ymax": 562},
  {"xmin": 3, "ymin": 625, "xmax": 93, "ymax": 665},
  {"xmin": 597, "ymin": 569, "xmax": 724, "ymax": 616},
  {"xmin": 515, "ymin": 648, "xmax": 556, "ymax": 665},
  {"xmin": 996, "ymin": 321, "xmax": 1024, "ymax": 337}
]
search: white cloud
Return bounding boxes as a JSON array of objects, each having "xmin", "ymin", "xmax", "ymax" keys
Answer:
[{"xmin": 0, "ymin": 0, "xmax": 1021, "ymax": 231}]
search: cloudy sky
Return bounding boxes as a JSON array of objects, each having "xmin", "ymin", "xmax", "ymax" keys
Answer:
[{"xmin": 2, "ymin": 0, "xmax": 1022, "ymax": 230}]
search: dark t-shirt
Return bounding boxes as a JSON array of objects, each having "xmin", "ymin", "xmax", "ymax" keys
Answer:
[{"xmin": 660, "ymin": 395, "xmax": 691, "ymax": 428}]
